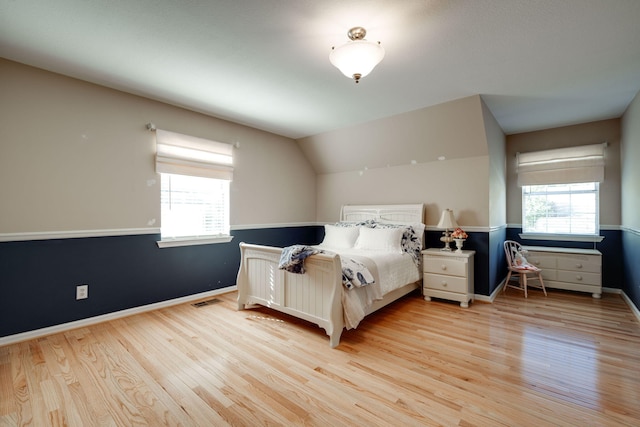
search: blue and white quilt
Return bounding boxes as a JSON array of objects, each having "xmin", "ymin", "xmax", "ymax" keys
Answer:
[{"xmin": 278, "ymin": 245, "xmax": 375, "ymax": 289}]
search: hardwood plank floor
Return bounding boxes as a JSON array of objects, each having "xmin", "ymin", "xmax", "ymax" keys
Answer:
[{"xmin": 1, "ymin": 289, "xmax": 639, "ymax": 426}]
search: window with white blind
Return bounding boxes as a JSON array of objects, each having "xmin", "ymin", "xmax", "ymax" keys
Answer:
[
  {"xmin": 153, "ymin": 128, "xmax": 233, "ymax": 247},
  {"xmin": 517, "ymin": 143, "xmax": 605, "ymax": 240},
  {"xmin": 522, "ymin": 183, "xmax": 599, "ymax": 235},
  {"xmin": 161, "ymin": 173, "xmax": 230, "ymax": 239}
]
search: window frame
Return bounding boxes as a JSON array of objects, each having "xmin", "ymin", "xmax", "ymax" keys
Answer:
[
  {"xmin": 153, "ymin": 128, "xmax": 234, "ymax": 248},
  {"xmin": 519, "ymin": 182, "xmax": 603, "ymax": 243},
  {"xmin": 157, "ymin": 173, "xmax": 233, "ymax": 248}
]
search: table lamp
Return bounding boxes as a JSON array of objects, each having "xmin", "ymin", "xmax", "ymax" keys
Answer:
[{"xmin": 437, "ymin": 209, "xmax": 459, "ymax": 251}]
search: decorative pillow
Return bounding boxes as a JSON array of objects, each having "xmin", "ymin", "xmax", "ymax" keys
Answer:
[
  {"xmin": 354, "ymin": 226, "xmax": 404, "ymax": 253},
  {"xmin": 320, "ymin": 224, "xmax": 360, "ymax": 248},
  {"xmin": 364, "ymin": 221, "xmax": 425, "ymax": 262}
]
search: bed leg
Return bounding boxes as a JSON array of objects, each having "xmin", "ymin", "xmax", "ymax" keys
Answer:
[{"xmin": 329, "ymin": 330, "xmax": 343, "ymax": 348}]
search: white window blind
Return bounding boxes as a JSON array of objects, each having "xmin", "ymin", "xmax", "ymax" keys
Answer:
[
  {"xmin": 522, "ymin": 183, "xmax": 599, "ymax": 235},
  {"xmin": 155, "ymin": 129, "xmax": 233, "ymax": 180},
  {"xmin": 161, "ymin": 173, "xmax": 230, "ymax": 239},
  {"xmin": 516, "ymin": 143, "xmax": 605, "ymax": 186},
  {"xmin": 154, "ymin": 129, "xmax": 233, "ymax": 242}
]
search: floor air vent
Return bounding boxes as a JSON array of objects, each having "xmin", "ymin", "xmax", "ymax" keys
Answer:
[{"xmin": 191, "ymin": 298, "xmax": 222, "ymax": 308}]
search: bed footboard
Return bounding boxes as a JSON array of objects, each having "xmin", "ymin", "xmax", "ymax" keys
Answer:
[{"xmin": 236, "ymin": 242, "xmax": 345, "ymax": 347}]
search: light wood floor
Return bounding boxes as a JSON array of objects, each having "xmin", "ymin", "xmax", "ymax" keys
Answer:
[{"xmin": 2, "ymin": 289, "xmax": 640, "ymax": 426}]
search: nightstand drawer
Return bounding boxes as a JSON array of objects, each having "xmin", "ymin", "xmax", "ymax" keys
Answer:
[
  {"xmin": 424, "ymin": 273, "xmax": 467, "ymax": 293},
  {"xmin": 423, "ymin": 257, "xmax": 466, "ymax": 277}
]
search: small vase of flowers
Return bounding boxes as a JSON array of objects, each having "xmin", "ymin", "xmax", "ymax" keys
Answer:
[{"xmin": 451, "ymin": 228, "xmax": 468, "ymax": 252}]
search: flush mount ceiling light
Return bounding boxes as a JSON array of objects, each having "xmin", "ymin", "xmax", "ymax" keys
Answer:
[{"xmin": 329, "ymin": 27, "xmax": 385, "ymax": 83}]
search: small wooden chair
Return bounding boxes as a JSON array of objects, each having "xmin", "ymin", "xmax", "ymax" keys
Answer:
[{"xmin": 503, "ymin": 240, "xmax": 547, "ymax": 298}]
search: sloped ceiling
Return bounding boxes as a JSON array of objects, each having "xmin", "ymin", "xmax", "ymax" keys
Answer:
[{"xmin": 1, "ymin": 0, "xmax": 639, "ymax": 139}]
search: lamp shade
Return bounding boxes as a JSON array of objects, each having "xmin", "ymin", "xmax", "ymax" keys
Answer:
[
  {"xmin": 437, "ymin": 209, "xmax": 459, "ymax": 230},
  {"xmin": 330, "ymin": 27, "xmax": 385, "ymax": 83},
  {"xmin": 330, "ymin": 40, "xmax": 385, "ymax": 80}
]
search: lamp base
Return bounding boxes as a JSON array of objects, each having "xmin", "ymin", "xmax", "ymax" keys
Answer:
[{"xmin": 440, "ymin": 235, "xmax": 454, "ymax": 251}]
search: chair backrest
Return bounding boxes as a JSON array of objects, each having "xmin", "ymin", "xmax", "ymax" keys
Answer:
[{"xmin": 503, "ymin": 240, "xmax": 523, "ymax": 268}]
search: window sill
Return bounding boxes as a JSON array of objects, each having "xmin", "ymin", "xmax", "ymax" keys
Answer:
[
  {"xmin": 156, "ymin": 235, "xmax": 234, "ymax": 248},
  {"xmin": 519, "ymin": 233, "xmax": 604, "ymax": 243}
]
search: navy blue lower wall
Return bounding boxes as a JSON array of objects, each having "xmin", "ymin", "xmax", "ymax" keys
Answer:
[
  {"xmin": 5, "ymin": 226, "xmax": 631, "ymax": 339},
  {"xmin": 0, "ymin": 226, "xmax": 321, "ymax": 338},
  {"xmin": 488, "ymin": 227, "xmax": 508, "ymax": 296},
  {"xmin": 622, "ymin": 229, "xmax": 640, "ymax": 311}
]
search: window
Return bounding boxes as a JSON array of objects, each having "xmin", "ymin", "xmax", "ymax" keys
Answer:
[
  {"xmin": 153, "ymin": 129, "xmax": 234, "ymax": 247},
  {"xmin": 161, "ymin": 173, "xmax": 230, "ymax": 239},
  {"xmin": 516, "ymin": 143, "xmax": 606, "ymax": 240},
  {"xmin": 522, "ymin": 182, "xmax": 599, "ymax": 235}
]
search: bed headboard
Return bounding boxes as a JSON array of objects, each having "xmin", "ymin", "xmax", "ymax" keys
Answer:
[{"xmin": 340, "ymin": 204, "xmax": 425, "ymax": 225}]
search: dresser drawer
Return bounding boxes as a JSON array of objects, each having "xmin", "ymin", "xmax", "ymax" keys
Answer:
[
  {"xmin": 423, "ymin": 257, "xmax": 466, "ymax": 277},
  {"xmin": 522, "ymin": 246, "xmax": 602, "ymax": 298},
  {"xmin": 540, "ymin": 269, "xmax": 557, "ymax": 281},
  {"xmin": 524, "ymin": 252, "xmax": 556, "ymax": 269},
  {"xmin": 556, "ymin": 270, "xmax": 601, "ymax": 286},
  {"xmin": 424, "ymin": 273, "xmax": 467, "ymax": 293},
  {"xmin": 556, "ymin": 256, "xmax": 601, "ymax": 273}
]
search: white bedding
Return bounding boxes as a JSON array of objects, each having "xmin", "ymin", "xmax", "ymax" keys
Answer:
[{"xmin": 315, "ymin": 245, "xmax": 421, "ymax": 329}]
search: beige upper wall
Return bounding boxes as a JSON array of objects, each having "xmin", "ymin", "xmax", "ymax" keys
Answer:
[
  {"xmin": 316, "ymin": 157, "xmax": 490, "ymax": 227},
  {"xmin": 481, "ymin": 98, "xmax": 507, "ymax": 228},
  {"xmin": 298, "ymin": 96, "xmax": 490, "ymax": 175},
  {"xmin": 312, "ymin": 96, "xmax": 492, "ymax": 227},
  {"xmin": 0, "ymin": 59, "xmax": 316, "ymax": 234},
  {"xmin": 505, "ymin": 119, "xmax": 621, "ymax": 227},
  {"xmin": 621, "ymin": 91, "xmax": 640, "ymax": 232}
]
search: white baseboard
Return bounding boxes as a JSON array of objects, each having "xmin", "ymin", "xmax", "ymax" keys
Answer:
[
  {"xmin": 474, "ymin": 279, "xmax": 507, "ymax": 303},
  {"xmin": 620, "ymin": 290, "xmax": 640, "ymax": 323},
  {"xmin": 0, "ymin": 286, "xmax": 237, "ymax": 347}
]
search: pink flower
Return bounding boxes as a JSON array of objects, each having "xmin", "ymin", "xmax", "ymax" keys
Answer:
[{"xmin": 451, "ymin": 228, "xmax": 468, "ymax": 239}]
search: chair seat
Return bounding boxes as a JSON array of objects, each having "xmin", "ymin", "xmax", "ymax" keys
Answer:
[
  {"xmin": 511, "ymin": 265, "xmax": 540, "ymax": 272},
  {"xmin": 503, "ymin": 240, "xmax": 547, "ymax": 298}
]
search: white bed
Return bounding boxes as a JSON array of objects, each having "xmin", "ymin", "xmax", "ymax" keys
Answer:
[{"xmin": 236, "ymin": 204, "xmax": 425, "ymax": 348}]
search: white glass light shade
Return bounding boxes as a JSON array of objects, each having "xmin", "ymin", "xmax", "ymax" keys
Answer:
[
  {"xmin": 330, "ymin": 40, "xmax": 385, "ymax": 81},
  {"xmin": 437, "ymin": 209, "xmax": 459, "ymax": 230}
]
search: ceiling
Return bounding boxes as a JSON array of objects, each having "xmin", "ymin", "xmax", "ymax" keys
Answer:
[{"xmin": 1, "ymin": 0, "xmax": 639, "ymax": 139}]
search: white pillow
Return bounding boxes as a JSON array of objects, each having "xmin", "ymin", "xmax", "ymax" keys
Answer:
[
  {"xmin": 354, "ymin": 226, "xmax": 404, "ymax": 253},
  {"xmin": 320, "ymin": 224, "xmax": 360, "ymax": 248}
]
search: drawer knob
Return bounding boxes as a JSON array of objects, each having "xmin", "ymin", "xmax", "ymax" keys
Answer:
[
  {"xmin": 576, "ymin": 275, "xmax": 583, "ymax": 281},
  {"xmin": 576, "ymin": 263, "xmax": 583, "ymax": 269},
  {"xmin": 441, "ymin": 281, "xmax": 448, "ymax": 287},
  {"xmin": 441, "ymin": 265, "xmax": 447, "ymax": 271}
]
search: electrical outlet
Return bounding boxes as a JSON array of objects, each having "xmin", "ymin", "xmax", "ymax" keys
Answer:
[{"xmin": 76, "ymin": 284, "xmax": 88, "ymax": 300}]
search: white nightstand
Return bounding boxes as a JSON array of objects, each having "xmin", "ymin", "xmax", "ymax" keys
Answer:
[{"xmin": 422, "ymin": 248, "xmax": 475, "ymax": 308}]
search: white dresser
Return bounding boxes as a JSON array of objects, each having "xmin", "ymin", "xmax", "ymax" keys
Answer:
[
  {"xmin": 522, "ymin": 246, "xmax": 602, "ymax": 298},
  {"xmin": 422, "ymin": 248, "xmax": 475, "ymax": 308}
]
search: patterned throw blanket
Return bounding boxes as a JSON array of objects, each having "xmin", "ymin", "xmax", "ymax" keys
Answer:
[
  {"xmin": 278, "ymin": 245, "xmax": 375, "ymax": 289},
  {"xmin": 278, "ymin": 245, "xmax": 320, "ymax": 274},
  {"xmin": 340, "ymin": 257, "xmax": 375, "ymax": 289}
]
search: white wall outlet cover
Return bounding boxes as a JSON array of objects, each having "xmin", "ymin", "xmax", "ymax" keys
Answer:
[{"xmin": 76, "ymin": 284, "xmax": 88, "ymax": 300}]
